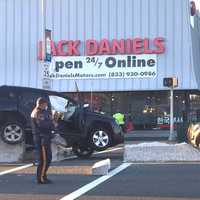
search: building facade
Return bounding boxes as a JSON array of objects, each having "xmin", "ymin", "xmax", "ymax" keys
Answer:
[{"xmin": 0, "ymin": 0, "xmax": 200, "ymax": 129}]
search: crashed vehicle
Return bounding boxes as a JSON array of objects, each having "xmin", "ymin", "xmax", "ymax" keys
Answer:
[{"xmin": 0, "ymin": 86, "xmax": 123, "ymax": 158}]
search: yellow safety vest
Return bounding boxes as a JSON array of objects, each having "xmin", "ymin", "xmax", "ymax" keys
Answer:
[{"xmin": 113, "ymin": 113, "xmax": 125, "ymax": 125}]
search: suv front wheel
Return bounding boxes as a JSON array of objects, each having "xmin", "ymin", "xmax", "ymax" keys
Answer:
[
  {"xmin": 0, "ymin": 121, "xmax": 24, "ymax": 145},
  {"xmin": 89, "ymin": 128, "xmax": 111, "ymax": 151}
]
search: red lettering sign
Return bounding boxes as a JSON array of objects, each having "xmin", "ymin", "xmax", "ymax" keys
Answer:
[
  {"xmin": 143, "ymin": 38, "xmax": 154, "ymax": 54},
  {"xmin": 153, "ymin": 37, "xmax": 165, "ymax": 54},
  {"xmin": 125, "ymin": 39, "xmax": 132, "ymax": 54},
  {"xmin": 111, "ymin": 39, "xmax": 125, "ymax": 54},
  {"xmin": 57, "ymin": 40, "xmax": 68, "ymax": 56},
  {"xmin": 132, "ymin": 38, "xmax": 143, "ymax": 54},
  {"xmin": 99, "ymin": 39, "xmax": 111, "ymax": 55},
  {"xmin": 86, "ymin": 40, "xmax": 98, "ymax": 55},
  {"xmin": 68, "ymin": 40, "xmax": 80, "ymax": 56},
  {"xmin": 37, "ymin": 37, "xmax": 165, "ymax": 60}
]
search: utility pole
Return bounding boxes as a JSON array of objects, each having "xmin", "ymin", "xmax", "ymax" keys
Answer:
[
  {"xmin": 168, "ymin": 88, "xmax": 176, "ymax": 141},
  {"xmin": 163, "ymin": 77, "xmax": 178, "ymax": 141}
]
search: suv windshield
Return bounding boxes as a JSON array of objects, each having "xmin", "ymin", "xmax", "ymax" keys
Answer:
[{"xmin": 49, "ymin": 95, "xmax": 76, "ymax": 120}]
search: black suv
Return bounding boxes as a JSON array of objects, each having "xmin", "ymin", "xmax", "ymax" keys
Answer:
[{"xmin": 0, "ymin": 86, "xmax": 123, "ymax": 158}]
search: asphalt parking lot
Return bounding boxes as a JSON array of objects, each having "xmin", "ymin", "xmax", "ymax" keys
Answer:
[
  {"xmin": 79, "ymin": 163, "xmax": 200, "ymax": 200},
  {"xmin": 1, "ymin": 146, "xmax": 200, "ymax": 200},
  {"xmin": 0, "ymin": 146, "xmax": 124, "ymax": 200}
]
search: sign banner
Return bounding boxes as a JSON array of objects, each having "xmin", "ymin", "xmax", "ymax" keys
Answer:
[{"xmin": 44, "ymin": 54, "xmax": 157, "ymax": 80}]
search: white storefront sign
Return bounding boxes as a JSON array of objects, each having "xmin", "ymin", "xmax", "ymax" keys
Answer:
[{"xmin": 44, "ymin": 54, "xmax": 157, "ymax": 80}]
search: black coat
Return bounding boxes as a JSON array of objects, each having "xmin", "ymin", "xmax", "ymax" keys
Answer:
[{"xmin": 31, "ymin": 109, "xmax": 54, "ymax": 144}]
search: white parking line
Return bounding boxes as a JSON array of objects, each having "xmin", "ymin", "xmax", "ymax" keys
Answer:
[
  {"xmin": 0, "ymin": 147, "xmax": 123, "ymax": 175},
  {"xmin": 132, "ymin": 162, "xmax": 200, "ymax": 165},
  {"xmin": 95, "ymin": 147, "xmax": 123, "ymax": 155},
  {"xmin": 0, "ymin": 164, "xmax": 33, "ymax": 176},
  {"xmin": 59, "ymin": 162, "xmax": 132, "ymax": 200},
  {"xmin": 57, "ymin": 147, "xmax": 123, "ymax": 162}
]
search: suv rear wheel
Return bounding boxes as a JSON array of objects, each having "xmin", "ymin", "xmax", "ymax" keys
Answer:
[
  {"xmin": 0, "ymin": 121, "xmax": 24, "ymax": 144},
  {"xmin": 89, "ymin": 128, "xmax": 111, "ymax": 151}
]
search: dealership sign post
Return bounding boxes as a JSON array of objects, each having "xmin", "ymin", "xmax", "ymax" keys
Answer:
[
  {"xmin": 45, "ymin": 29, "xmax": 52, "ymax": 62},
  {"xmin": 42, "ymin": 29, "xmax": 52, "ymax": 89},
  {"xmin": 43, "ymin": 63, "xmax": 52, "ymax": 89}
]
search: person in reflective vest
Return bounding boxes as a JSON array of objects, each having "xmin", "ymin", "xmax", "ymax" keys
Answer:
[
  {"xmin": 31, "ymin": 97, "xmax": 54, "ymax": 184},
  {"xmin": 113, "ymin": 112, "xmax": 125, "ymax": 132}
]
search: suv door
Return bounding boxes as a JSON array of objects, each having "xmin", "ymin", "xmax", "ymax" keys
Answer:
[
  {"xmin": 0, "ymin": 89, "xmax": 18, "ymax": 112},
  {"xmin": 48, "ymin": 95, "xmax": 81, "ymax": 143}
]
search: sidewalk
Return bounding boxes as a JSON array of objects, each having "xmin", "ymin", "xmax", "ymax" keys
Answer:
[
  {"xmin": 124, "ymin": 130, "xmax": 175, "ymax": 141},
  {"xmin": 124, "ymin": 142, "xmax": 200, "ymax": 162}
]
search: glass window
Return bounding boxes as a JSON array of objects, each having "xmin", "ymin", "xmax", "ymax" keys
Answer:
[
  {"xmin": 189, "ymin": 93, "xmax": 200, "ymax": 122},
  {"xmin": 49, "ymin": 95, "xmax": 68, "ymax": 112},
  {"xmin": 49, "ymin": 95, "xmax": 76, "ymax": 120},
  {"xmin": 66, "ymin": 90, "xmax": 194, "ymax": 130}
]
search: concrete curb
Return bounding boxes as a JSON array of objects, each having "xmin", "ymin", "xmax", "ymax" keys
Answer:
[
  {"xmin": 0, "ymin": 139, "xmax": 25, "ymax": 163},
  {"xmin": 51, "ymin": 143, "xmax": 73, "ymax": 162},
  {"xmin": 92, "ymin": 159, "xmax": 111, "ymax": 175}
]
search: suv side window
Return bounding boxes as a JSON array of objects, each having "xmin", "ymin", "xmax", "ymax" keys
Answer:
[
  {"xmin": 0, "ymin": 90, "xmax": 18, "ymax": 111},
  {"xmin": 0, "ymin": 90, "xmax": 16, "ymax": 100}
]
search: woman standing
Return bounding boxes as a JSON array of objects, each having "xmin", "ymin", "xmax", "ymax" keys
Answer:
[{"xmin": 31, "ymin": 97, "xmax": 54, "ymax": 184}]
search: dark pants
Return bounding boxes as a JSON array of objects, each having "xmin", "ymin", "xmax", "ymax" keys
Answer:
[
  {"xmin": 120, "ymin": 124, "xmax": 125, "ymax": 132},
  {"xmin": 34, "ymin": 136, "xmax": 52, "ymax": 182}
]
